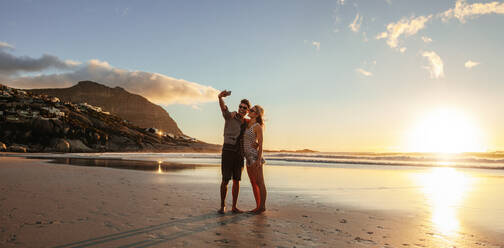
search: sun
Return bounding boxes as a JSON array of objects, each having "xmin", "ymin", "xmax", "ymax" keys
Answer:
[{"xmin": 406, "ymin": 108, "xmax": 486, "ymax": 153}]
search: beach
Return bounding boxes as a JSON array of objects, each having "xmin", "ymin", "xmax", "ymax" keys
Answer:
[{"xmin": 1, "ymin": 155, "xmax": 504, "ymax": 248}]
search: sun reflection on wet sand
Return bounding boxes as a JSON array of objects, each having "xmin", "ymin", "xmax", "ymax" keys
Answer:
[
  {"xmin": 414, "ymin": 167, "xmax": 475, "ymax": 238},
  {"xmin": 157, "ymin": 161, "xmax": 163, "ymax": 174}
]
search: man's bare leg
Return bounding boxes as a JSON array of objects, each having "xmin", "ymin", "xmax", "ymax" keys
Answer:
[
  {"xmin": 231, "ymin": 179, "xmax": 243, "ymax": 213},
  {"xmin": 219, "ymin": 179, "xmax": 229, "ymax": 214}
]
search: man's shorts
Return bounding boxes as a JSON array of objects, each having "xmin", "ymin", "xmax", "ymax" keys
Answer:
[{"xmin": 221, "ymin": 149, "xmax": 244, "ymax": 181}]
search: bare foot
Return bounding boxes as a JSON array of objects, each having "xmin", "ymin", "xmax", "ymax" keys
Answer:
[
  {"xmin": 217, "ymin": 207, "xmax": 226, "ymax": 214},
  {"xmin": 252, "ymin": 207, "xmax": 266, "ymax": 214},
  {"xmin": 248, "ymin": 208, "xmax": 260, "ymax": 213},
  {"xmin": 231, "ymin": 208, "xmax": 244, "ymax": 214}
]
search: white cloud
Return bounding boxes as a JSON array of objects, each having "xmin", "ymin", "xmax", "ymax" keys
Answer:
[
  {"xmin": 312, "ymin": 41, "xmax": 321, "ymax": 51},
  {"xmin": 376, "ymin": 15, "xmax": 432, "ymax": 48},
  {"xmin": 442, "ymin": 0, "xmax": 504, "ymax": 23},
  {"xmin": 422, "ymin": 51, "xmax": 444, "ymax": 79},
  {"xmin": 465, "ymin": 60, "xmax": 480, "ymax": 69},
  {"xmin": 64, "ymin": 60, "xmax": 82, "ymax": 67},
  {"xmin": 4, "ymin": 59, "xmax": 219, "ymax": 105},
  {"xmin": 355, "ymin": 68, "xmax": 373, "ymax": 77},
  {"xmin": 0, "ymin": 41, "xmax": 14, "ymax": 49},
  {"xmin": 421, "ymin": 36, "xmax": 433, "ymax": 43},
  {"xmin": 356, "ymin": 59, "xmax": 377, "ymax": 77},
  {"xmin": 375, "ymin": 32, "xmax": 387, "ymax": 39},
  {"xmin": 349, "ymin": 13, "xmax": 363, "ymax": 33}
]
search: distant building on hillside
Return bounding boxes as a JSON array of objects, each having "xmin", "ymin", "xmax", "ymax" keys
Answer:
[{"xmin": 41, "ymin": 106, "xmax": 65, "ymax": 117}]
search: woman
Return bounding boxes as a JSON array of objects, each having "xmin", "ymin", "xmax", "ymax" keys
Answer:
[{"xmin": 243, "ymin": 105, "xmax": 267, "ymax": 213}]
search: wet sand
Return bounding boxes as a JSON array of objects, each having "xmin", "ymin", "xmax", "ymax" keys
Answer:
[{"xmin": 0, "ymin": 156, "xmax": 503, "ymax": 247}]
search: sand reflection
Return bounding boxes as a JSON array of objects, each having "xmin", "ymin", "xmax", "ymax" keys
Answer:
[
  {"xmin": 414, "ymin": 167, "xmax": 475, "ymax": 237},
  {"xmin": 157, "ymin": 161, "xmax": 163, "ymax": 174}
]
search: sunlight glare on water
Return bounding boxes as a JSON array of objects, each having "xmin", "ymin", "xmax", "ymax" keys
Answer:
[{"xmin": 413, "ymin": 167, "xmax": 475, "ymax": 237}]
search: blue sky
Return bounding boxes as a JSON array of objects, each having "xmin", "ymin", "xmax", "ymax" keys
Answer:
[{"xmin": 1, "ymin": 0, "xmax": 504, "ymax": 152}]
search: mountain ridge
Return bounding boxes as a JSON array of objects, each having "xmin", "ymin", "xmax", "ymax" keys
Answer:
[
  {"xmin": 0, "ymin": 83, "xmax": 220, "ymax": 153},
  {"xmin": 28, "ymin": 81, "xmax": 183, "ymax": 136}
]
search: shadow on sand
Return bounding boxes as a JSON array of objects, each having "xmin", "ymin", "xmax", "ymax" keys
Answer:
[{"xmin": 53, "ymin": 212, "xmax": 253, "ymax": 248}]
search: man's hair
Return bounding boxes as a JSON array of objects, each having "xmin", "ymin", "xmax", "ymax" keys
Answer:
[{"xmin": 240, "ymin": 99, "xmax": 251, "ymax": 108}]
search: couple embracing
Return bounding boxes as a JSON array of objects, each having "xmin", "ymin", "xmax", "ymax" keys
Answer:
[{"xmin": 217, "ymin": 90, "xmax": 267, "ymax": 214}]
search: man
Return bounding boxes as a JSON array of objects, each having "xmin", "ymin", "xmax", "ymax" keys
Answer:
[{"xmin": 217, "ymin": 90, "xmax": 250, "ymax": 214}]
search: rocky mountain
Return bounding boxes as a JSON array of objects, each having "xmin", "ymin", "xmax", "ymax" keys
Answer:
[
  {"xmin": 28, "ymin": 81, "xmax": 183, "ymax": 136},
  {"xmin": 0, "ymin": 84, "xmax": 220, "ymax": 153}
]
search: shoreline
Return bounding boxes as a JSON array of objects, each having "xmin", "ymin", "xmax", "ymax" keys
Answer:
[
  {"xmin": 4, "ymin": 151, "xmax": 504, "ymax": 171},
  {"xmin": 0, "ymin": 155, "xmax": 503, "ymax": 247}
]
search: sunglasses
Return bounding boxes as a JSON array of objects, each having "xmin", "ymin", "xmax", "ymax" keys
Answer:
[
  {"xmin": 239, "ymin": 105, "xmax": 249, "ymax": 110},
  {"xmin": 249, "ymin": 108, "xmax": 256, "ymax": 113}
]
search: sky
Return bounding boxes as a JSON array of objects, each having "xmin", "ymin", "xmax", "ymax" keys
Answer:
[{"xmin": 1, "ymin": 0, "xmax": 504, "ymax": 152}]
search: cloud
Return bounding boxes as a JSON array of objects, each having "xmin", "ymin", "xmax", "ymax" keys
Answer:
[
  {"xmin": 375, "ymin": 32, "xmax": 387, "ymax": 39},
  {"xmin": 355, "ymin": 68, "xmax": 373, "ymax": 77},
  {"xmin": 421, "ymin": 51, "xmax": 444, "ymax": 79},
  {"xmin": 442, "ymin": 0, "xmax": 504, "ymax": 23},
  {"xmin": 305, "ymin": 40, "xmax": 320, "ymax": 51},
  {"xmin": 376, "ymin": 15, "xmax": 432, "ymax": 48},
  {"xmin": 465, "ymin": 60, "xmax": 480, "ymax": 69},
  {"xmin": 5, "ymin": 59, "xmax": 219, "ymax": 105},
  {"xmin": 0, "ymin": 41, "xmax": 14, "ymax": 49},
  {"xmin": 0, "ymin": 48, "xmax": 80, "ymax": 76},
  {"xmin": 349, "ymin": 13, "xmax": 363, "ymax": 33},
  {"xmin": 356, "ymin": 59, "xmax": 377, "ymax": 77},
  {"xmin": 421, "ymin": 36, "xmax": 433, "ymax": 43},
  {"xmin": 0, "ymin": 49, "xmax": 219, "ymax": 105}
]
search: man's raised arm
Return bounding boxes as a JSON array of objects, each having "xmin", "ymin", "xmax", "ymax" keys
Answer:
[{"xmin": 218, "ymin": 90, "xmax": 231, "ymax": 119}]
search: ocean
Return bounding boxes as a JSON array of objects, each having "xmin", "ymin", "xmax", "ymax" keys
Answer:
[{"xmin": 19, "ymin": 151, "xmax": 504, "ymax": 170}]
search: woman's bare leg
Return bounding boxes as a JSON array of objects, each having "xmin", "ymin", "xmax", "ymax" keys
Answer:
[
  {"xmin": 256, "ymin": 165, "xmax": 267, "ymax": 213},
  {"xmin": 246, "ymin": 165, "xmax": 260, "ymax": 211}
]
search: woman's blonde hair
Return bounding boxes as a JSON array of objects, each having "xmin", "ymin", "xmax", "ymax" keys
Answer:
[{"xmin": 253, "ymin": 105, "xmax": 265, "ymax": 126}]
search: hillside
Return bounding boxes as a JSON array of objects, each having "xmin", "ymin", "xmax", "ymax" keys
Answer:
[
  {"xmin": 28, "ymin": 81, "xmax": 183, "ymax": 136},
  {"xmin": 0, "ymin": 84, "xmax": 220, "ymax": 153}
]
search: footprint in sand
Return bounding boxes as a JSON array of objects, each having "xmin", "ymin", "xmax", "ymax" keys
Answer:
[
  {"xmin": 7, "ymin": 234, "xmax": 17, "ymax": 243},
  {"xmin": 214, "ymin": 239, "xmax": 230, "ymax": 244},
  {"xmin": 354, "ymin": 236, "xmax": 375, "ymax": 245}
]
